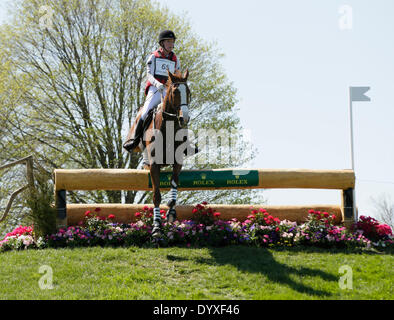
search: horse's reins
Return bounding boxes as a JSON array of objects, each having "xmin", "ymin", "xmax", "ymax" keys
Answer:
[{"xmin": 160, "ymin": 82, "xmax": 188, "ymax": 121}]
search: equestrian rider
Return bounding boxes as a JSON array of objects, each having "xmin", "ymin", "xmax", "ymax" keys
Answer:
[{"xmin": 123, "ymin": 30, "xmax": 180, "ymax": 152}]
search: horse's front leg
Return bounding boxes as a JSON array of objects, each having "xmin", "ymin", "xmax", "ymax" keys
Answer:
[
  {"xmin": 150, "ymin": 163, "xmax": 162, "ymax": 237},
  {"xmin": 166, "ymin": 163, "xmax": 182, "ymax": 222}
]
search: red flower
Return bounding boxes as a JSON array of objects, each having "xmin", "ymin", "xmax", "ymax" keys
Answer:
[
  {"xmin": 213, "ymin": 212, "xmax": 221, "ymax": 217},
  {"xmin": 84, "ymin": 210, "xmax": 91, "ymax": 217},
  {"xmin": 251, "ymin": 209, "xmax": 258, "ymax": 215},
  {"xmin": 108, "ymin": 214, "xmax": 115, "ymax": 219},
  {"xmin": 160, "ymin": 209, "xmax": 166, "ymax": 214},
  {"xmin": 94, "ymin": 207, "xmax": 101, "ymax": 212},
  {"xmin": 143, "ymin": 206, "xmax": 149, "ymax": 211},
  {"xmin": 332, "ymin": 215, "xmax": 336, "ymax": 220},
  {"xmin": 376, "ymin": 224, "xmax": 392, "ymax": 236},
  {"xmin": 323, "ymin": 212, "xmax": 329, "ymax": 218},
  {"xmin": 135, "ymin": 212, "xmax": 141, "ymax": 218},
  {"xmin": 192, "ymin": 208, "xmax": 198, "ymax": 214},
  {"xmin": 259, "ymin": 208, "xmax": 267, "ymax": 213}
]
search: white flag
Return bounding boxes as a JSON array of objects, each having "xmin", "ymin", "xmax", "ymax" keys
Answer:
[{"xmin": 350, "ymin": 87, "xmax": 371, "ymax": 102}]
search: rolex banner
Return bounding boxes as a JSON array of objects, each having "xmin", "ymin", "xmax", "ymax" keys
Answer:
[{"xmin": 148, "ymin": 170, "xmax": 259, "ymax": 189}]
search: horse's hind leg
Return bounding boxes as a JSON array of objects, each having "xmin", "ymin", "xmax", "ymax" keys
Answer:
[
  {"xmin": 166, "ymin": 163, "xmax": 182, "ymax": 222},
  {"xmin": 150, "ymin": 163, "xmax": 163, "ymax": 237}
]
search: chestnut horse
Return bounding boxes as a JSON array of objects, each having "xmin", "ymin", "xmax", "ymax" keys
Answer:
[{"xmin": 127, "ymin": 69, "xmax": 191, "ymax": 238}]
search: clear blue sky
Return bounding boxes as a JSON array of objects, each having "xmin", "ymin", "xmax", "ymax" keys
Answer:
[{"xmin": 1, "ymin": 0, "xmax": 393, "ymax": 219}]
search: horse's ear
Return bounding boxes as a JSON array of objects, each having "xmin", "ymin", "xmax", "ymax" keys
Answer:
[
  {"xmin": 183, "ymin": 69, "xmax": 189, "ymax": 80},
  {"xmin": 167, "ymin": 69, "xmax": 176, "ymax": 83}
]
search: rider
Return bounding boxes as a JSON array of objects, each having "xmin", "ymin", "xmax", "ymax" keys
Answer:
[{"xmin": 123, "ymin": 30, "xmax": 180, "ymax": 152}]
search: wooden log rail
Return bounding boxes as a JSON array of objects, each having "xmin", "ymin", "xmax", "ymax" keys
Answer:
[{"xmin": 53, "ymin": 168, "xmax": 356, "ymax": 227}]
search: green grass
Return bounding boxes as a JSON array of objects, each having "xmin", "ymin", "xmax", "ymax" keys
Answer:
[{"xmin": 0, "ymin": 246, "xmax": 393, "ymax": 299}]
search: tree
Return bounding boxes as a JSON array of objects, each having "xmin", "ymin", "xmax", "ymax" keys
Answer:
[
  {"xmin": 370, "ymin": 193, "xmax": 394, "ymax": 230},
  {"xmin": 0, "ymin": 0, "xmax": 264, "ymax": 214}
]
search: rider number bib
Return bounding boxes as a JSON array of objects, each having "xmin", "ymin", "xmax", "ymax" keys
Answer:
[{"xmin": 154, "ymin": 58, "xmax": 176, "ymax": 77}]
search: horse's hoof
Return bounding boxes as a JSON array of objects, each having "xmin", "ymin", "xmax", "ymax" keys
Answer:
[
  {"xmin": 166, "ymin": 208, "xmax": 177, "ymax": 223},
  {"xmin": 152, "ymin": 222, "xmax": 162, "ymax": 238}
]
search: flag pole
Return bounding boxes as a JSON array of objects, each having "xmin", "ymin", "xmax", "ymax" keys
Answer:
[{"xmin": 349, "ymin": 87, "xmax": 357, "ymax": 222}]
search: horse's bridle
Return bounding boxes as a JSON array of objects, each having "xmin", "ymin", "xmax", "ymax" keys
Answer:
[{"xmin": 162, "ymin": 82, "xmax": 190, "ymax": 126}]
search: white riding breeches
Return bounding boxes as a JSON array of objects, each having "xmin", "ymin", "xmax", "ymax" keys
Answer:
[{"xmin": 140, "ymin": 86, "xmax": 167, "ymax": 121}]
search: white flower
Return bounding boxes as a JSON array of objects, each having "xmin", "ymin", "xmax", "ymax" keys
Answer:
[{"xmin": 19, "ymin": 235, "xmax": 34, "ymax": 247}]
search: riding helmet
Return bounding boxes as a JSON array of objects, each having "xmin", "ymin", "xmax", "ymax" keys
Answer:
[{"xmin": 159, "ymin": 30, "xmax": 176, "ymax": 44}]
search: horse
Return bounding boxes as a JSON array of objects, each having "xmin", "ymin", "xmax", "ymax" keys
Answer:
[{"xmin": 125, "ymin": 69, "xmax": 192, "ymax": 238}]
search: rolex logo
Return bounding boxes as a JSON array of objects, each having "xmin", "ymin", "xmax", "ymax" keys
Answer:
[{"xmin": 201, "ymin": 173, "xmax": 206, "ymax": 180}]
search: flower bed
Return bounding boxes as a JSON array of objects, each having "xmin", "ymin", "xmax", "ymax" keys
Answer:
[{"xmin": 1, "ymin": 203, "xmax": 393, "ymax": 252}]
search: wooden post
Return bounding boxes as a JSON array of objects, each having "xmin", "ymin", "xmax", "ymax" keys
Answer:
[
  {"xmin": 56, "ymin": 189, "xmax": 67, "ymax": 228},
  {"xmin": 341, "ymin": 188, "xmax": 354, "ymax": 228}
]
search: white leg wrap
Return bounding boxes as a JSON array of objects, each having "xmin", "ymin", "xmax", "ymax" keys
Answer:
[
  {"xmin": 169, "ymin": 188, "xmax": 177, "ymax": 202},
  {"xmin": 153, "ymin": 207, "xmax": 161, "ymax": 221},
  {"xmin": 169, "ymin": 180, "xmax": 177, "ymax": 202}
]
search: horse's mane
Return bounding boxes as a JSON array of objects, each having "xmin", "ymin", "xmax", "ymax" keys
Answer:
[{"xmin": 166, "ymin": 70, "xmax": 186, "ymax": 87}]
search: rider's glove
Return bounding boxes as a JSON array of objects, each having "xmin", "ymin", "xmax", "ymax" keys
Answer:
[{"xmin": 157, "ymin": 84, "xmax": 165, "ymax": 93}]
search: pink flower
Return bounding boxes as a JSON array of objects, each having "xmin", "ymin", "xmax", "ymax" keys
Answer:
[{"xmin": 376, "ymin": 224, "xmax": 392, "ymax": 236}]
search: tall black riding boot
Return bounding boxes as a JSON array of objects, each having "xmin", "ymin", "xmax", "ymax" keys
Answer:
[{"xmin": 123, "ymin": 118, "xmax": 144, "ymax": 152}]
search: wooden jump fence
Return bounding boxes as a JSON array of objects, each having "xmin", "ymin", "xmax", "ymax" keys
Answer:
[{"xmin": 53, "ymin": 168, "xmax": 356, "ymax": 227}]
